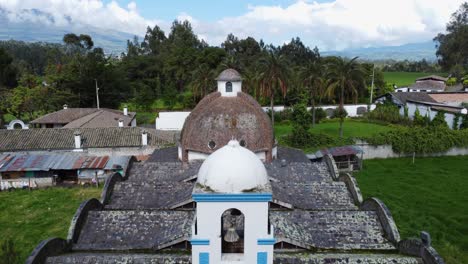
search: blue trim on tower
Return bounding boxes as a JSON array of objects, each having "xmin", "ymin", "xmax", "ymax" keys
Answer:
[
  {"xmin": 257, "ymin": 252, "xmax": 268, "ymax": 264},
  {"xmin": 257, "ymin": 238, "xmax": 276, "ymax": 245},
  {"xmin": 199, "ymin": 252, "xmax": 209, "ymax": 264},
  {"xmin": 190, "ymin": 239, "xmax": 210, "ymax": 245},
  {"xmin": 192, "ymin": 193, "xmax": 272, "ymax": 202}
]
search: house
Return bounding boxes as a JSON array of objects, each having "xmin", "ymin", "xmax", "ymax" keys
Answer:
[
  {"xmin": 408, "ymin": 75, "xmax": 447, "ymax": 92},
  {"xmin": 0, "ymin": 127, "xmax": 173, "ymax": 156},
  {"xmin": 375, "ymin": 92, "xmax": 468, "ymax": 128},
  {"xmin": 0, "ymin": 154, "xmax": 131, "ymax": 190},
  {"xmin": 30, "ymin": 105, "xmax": 136, "ymax": 128}
]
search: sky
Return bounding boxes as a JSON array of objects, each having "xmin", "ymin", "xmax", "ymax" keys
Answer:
[{"xmin": 0, "ymin": 0, "xmax": 465, "ymax": 51}]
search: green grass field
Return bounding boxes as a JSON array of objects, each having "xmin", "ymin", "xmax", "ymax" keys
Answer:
[
  {"xmin": 0, "ymin": 187, "xmax": 102, "ymax": 262},
  {"xmin": 355, "ymin": 156, "xmax": 468, "ymax": 264},
  {"xmin": 275, "ymin": 118, "xmax": 395, "ymax": 152},
  {"xmin": 383, "ymin": 72, "xmax": 446, "ymax": 87}
]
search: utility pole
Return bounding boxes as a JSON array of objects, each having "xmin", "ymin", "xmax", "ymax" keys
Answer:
[
  {"xmin": 95, "ymin": 79, "xmax": 100, "ymax": 109},
  {"xmin": 368, "ymin": 65, "xmax": 375, "ymax": 111}
]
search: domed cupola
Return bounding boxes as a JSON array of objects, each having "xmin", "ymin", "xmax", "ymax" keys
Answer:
[
  {"xmin": 197, "ymin": 140, "xmax": 269, "ymax": 193},
  {"xmin": 179, "ymin": 69, "xmax": 276, "ymax": 162}
]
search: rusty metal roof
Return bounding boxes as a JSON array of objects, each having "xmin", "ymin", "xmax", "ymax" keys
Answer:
[{"xmin": 0, "ymin": 154, "xmax": 130, "ymax": 172}]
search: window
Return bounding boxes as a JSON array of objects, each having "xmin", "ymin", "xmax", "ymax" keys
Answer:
[
  {"xmin": 239, "ymin": 139, "xmax": 247, "ymax": 147},
  {"xmin": 226, "ymin": 82, "xmax": 233, "ymax": 92},
  {"xmin": 208, "ymin": 140, "xmax": 216, "ymax": 149}
]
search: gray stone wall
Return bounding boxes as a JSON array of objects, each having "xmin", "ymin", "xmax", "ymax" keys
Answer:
[
  {"xmin": 25, "ymin": 237, "xmax": 69, "ymax": 264},
  {"xmin": 100, "ymin": 173, "xmax": 123, "ymax": 205},
  {"xmin": 67, "ymin": 198, "xmax": 103, "ymax": 244},
  {"xmin": 339, "ymin": 173, "xmax": 363, "ymax": 205},
  {"xmin": 361, "ymin": 197, "xmax": 401, "ymax": 244},
  {"xmin": 355, "ymin": 140, "xmax": 468, "ymax": 160}
]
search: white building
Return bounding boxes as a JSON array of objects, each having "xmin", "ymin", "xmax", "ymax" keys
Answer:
[{"xmin": 191, "ymin": 140, "xmax": 274, "ymax": 264}]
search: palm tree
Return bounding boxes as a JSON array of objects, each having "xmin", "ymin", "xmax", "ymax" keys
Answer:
[
  {"xmin": 325, "ymin": 56, "xmax": 365, "ymax": 137},
  {"xmin": 258, "ymin": 52, "xmax": 290, "ymax": 127},
  {"xmin": 191, "ymin": 64, "xmax": 215, "ymax": 101},
  {"xmin": 242, "ymin": 67, "xmax": 262, "ymax": 100},
  {"xmin": 300, "ymin": 59, "xmax": 326, "ymax": 127}
]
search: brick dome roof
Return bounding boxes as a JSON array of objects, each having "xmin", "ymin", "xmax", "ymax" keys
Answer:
[
  {"xmin": 215, "ymin": 68, "xmax": 242, "ymax": 81},
  {"xmin": 180, "ymin": 91, "xmax": 274, "ymax": 162}
]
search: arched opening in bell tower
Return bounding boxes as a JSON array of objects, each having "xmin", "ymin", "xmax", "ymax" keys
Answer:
[{"xmin": 221, "ymin": 208, "xmax": 245, "ymax": 254}]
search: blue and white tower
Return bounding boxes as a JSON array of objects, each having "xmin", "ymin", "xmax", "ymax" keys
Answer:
[{"xmin": 191, "ymin": 140, "xmax": 275, "ymax": 264}]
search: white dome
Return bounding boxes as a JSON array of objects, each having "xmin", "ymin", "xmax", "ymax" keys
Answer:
[{"xmin": 197, "ymin": 140, "xmax": 269, "ymax": 193}]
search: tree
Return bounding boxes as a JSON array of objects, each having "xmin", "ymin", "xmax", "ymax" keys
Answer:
[
  {"xmin": 0, "ymin": 47, "xmax": 17, "ymax": 88},
  {"xmin": 191, "ymin": 64, "xmax": 215, "ymax": 101},
  {"xmin": 290, "ymin": 99, "xmax": 313, "ymax": 146},
  {"xmin": 300, "ymin": 59, "xmax": 326, "ymax": 127},
  {"xmin": 434, "ymin": 2, "xmax": 468, "ymax": 71},
  {"xmin": 258, "ymin": 51, "xmax": 290, "ymax": 127},
  {"xmin": 325, "ymin": 56, "xmax": 365, "ymax": 137}
]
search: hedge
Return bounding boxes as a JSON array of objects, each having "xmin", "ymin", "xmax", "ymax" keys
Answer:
[{"xmin": 363, "ymin": 126, "xmax": 468, "ymax": 154}]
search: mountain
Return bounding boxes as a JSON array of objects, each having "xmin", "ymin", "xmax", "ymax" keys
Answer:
[
  {"xmin": 322, "ymin": 41, "xmax": 437, "ymax": 61},
  {"xmin": 0, "ymin": 9, "xmax": 135, "ymax": 55}
]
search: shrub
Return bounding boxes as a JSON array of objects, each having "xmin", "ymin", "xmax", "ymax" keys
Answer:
[
  {"xmin": 291, "ymin": 103, "xmax": 312, "ymax": 130},
  {"xmin": 413, "ymin": 108, "xmax": 429, "ymax": 127},
  {"xmin": 446, "ymin": 77, "xmax": 457, "ymax": 86},
  {"xmin": 312, "ymin": 108, "xmax": 327, "ymax": 124},
  {"xmin": 430, "ymin": 111, "xmax": 448, "ymax": 128},
  {"xmin": 367, "ymin": 103, "xmax": 410, "ymax": 125},
  {"xmin": 333, "ymin": 107, "xmax": 348, "ymax": 119}
]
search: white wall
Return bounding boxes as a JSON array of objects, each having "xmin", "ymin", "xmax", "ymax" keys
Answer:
[
  {"xmin": 192, "ymin": 201, "xmax": 273, "ymax": 264},
  {"xmin": 217, "ymin": 80, "xmax": 242, "ymax": 96},
  {"xmin": 261, "ymin": 104, "xmax": 376, "ymax": 117},
  {"xmin": 407, "ymin": 102, "xmax": 458, "ymax": 129},
  {"xmin": 156, "ymin": 112, "xmax": 191, "ymax": 131}
]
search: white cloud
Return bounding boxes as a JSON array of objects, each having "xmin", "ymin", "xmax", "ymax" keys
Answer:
[
  {"xmin": 0, "ymin": 0, "xmax": 160, "ymax": 36},
  {"xmin": 192, "ymin": 0, "xmax": 465, "ymax": 50},
  {"xmin": 0, "ymin": 0, "xmax": 465, "ymax": 50}
]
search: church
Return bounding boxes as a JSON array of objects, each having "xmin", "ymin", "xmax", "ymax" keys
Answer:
[{"xmin": 27, "ymin": 69, "xmax": 443, "ymax": 264}]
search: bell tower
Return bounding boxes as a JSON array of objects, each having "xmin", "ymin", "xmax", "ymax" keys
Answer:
[
  {"xmin": 216, "ymin": 68, "xmax": 243, "ymax": 97},
  {"xmin": 190, "ymin": 140, "xmax": 275, "ymax": 264}
]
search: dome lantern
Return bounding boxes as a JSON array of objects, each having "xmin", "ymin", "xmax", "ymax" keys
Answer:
[{"xmin": 215, "ymin": 68, "xmax": 242, "ymax": 97}]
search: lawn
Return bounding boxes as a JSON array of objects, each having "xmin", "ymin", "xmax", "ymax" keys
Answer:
[
  {"xmin": 275, "ymin": 118, "xmax": 395, "ymax": 152},
  {"xmin": 354, "ymin": 156, "xmax": 468, "ymax": 264},
  {"xmin": 383, "ymin": 72, "xmax": 446, "ymax": 87},
  {"xmin": 0, "ymin": 187, "xmax": 102, "ymax": 263}
]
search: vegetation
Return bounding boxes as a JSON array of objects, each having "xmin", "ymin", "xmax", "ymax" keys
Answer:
[
  {"xmin": 0, "ymin": 187, "xmax": 102, "ymax": 263},
  {"xmin": 276, "ymin": 118, "xmax": 395, "ymax": 152},
  {"xmin": 434, "ymin": 3, "xmax": 468, "ymax": 74},
  {"xmin": 366, "ymin": 103, "xmax": 411, "ymax": 125},
  {"xmin": 355, "ymin": 156, "xmax": 468, "ymax": 263},
  {"xmin": 363, "ymin": 126, "xmax": 468, "ymax": 154},
  {"xmin": 325, "ymin": 57, "xmax": 366, "ymax": 137}
]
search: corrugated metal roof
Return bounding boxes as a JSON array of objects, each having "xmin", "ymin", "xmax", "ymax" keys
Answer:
[
  {"xmin": 0, "ymin": 154, "xmax": 131, "ymax": 172},
  {"xmin": 1, "ymin": 155, "xmax": 52, "ymax": 172},
  {"xmin": 0, "ymin": 154, "xmax": 13, "ymax": 169},
  {"xmin": 105, "ymin": 156, "xmax": 131, "ymax": 171}
]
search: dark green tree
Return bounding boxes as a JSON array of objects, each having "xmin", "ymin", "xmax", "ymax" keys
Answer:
[
  {"xmin": 434, "ymin": 2, "xmax": 468, "ymax": 71},
  {"xmin": 258, "ymin": 51, "xmax": 290, "ymax": 127},
  {"xmin": 325, "ymin": 57, "xmax": 366, "ymax": 137}
]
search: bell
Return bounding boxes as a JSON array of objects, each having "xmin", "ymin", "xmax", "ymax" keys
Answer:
[{"xmin": 224, "ymin": 227, "xmax": 240, "ymax": 242}]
